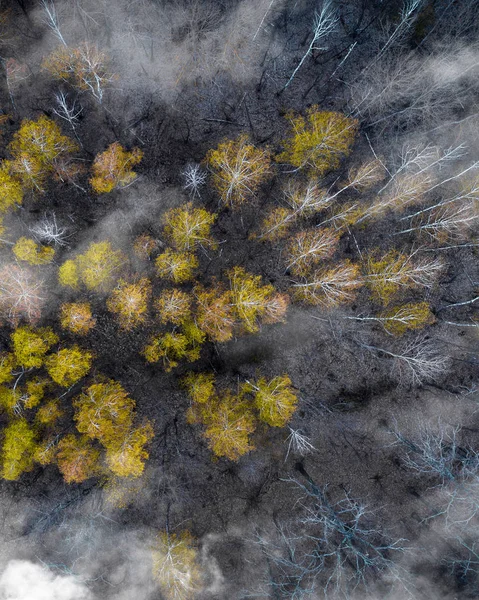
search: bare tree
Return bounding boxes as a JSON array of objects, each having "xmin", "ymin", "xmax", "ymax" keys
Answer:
[
  {"xmin": 40, "ymin": 0, "xmax": 67, "ymax": 46},
  {"xmin": 253, "ymin": 476, "xmax": 407, "ymax": 598},
  {"xmin": 281, "ymin": 0, "xmax": 338, "ymax": 92},
  {"xmin": 0, "ymin": 265, "xmax": 46, "ymax": 326},
  {"xmin": 52, "ymin": 91, "xmax": 82, "ymax": 139},
  {"xmin": 29, "ymin": 213, "xmax": 71, "ymax": 247},
  {"xmin": 390, "ymin": 423, "xmax": 479, "ymax": 529},
  {"xmin": 181, "ymin": 163, "xmax": 207, "ymax": 198},
  {"xmin": 360, "ymin": 336, "xmax": 450, "ymax": 387}
]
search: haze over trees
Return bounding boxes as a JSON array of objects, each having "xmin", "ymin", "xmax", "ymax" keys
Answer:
[{"xmin": 0, "ymin": 0, "xmax": 477, "ymax": 599}]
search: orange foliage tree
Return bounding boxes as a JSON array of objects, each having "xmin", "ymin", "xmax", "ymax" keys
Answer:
[
  {"xmin": 90, "ymin": 142, "xmax": 143, "ymax": 193},
  {"xmin": 43, "ymin": 42, "xmax": 115, "ymax": 103},
  {"xmin": 56, "ymin": 434, "xmax": 101, "ymax": 484}
]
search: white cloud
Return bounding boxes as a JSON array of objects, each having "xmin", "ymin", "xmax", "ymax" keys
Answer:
[{"xmin": 0, "ymin": 560, "xmax": 92, "ymax": 600}]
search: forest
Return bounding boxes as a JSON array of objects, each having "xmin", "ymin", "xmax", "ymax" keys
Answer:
[{"xmin": 0, "ymin": 0, "xmax": 478, "ymax": 598}]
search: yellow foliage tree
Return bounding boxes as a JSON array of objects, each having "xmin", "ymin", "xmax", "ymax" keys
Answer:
[
  {"xmin": 90, "ymin": 142, "xmax": 143, "ymax": 193},
  {"xmin": 152, "ymin": 531, "xmax": 202, "ymax": 600},
  {"xmin": 0, "ymin": 162, "xmax": 22, "ymax": 213},
  {"xmin": 228, "ymin": 267, "xmax": 288, "ymax": 333},
  {"xmin": 35, "ymin": 399, "xmax": 63, "ymax": 426},
  {"xmin": 107, "ymin": 278, "xmax": 151, "ymax": 330},
  {"xmin": 205, "ymin": 134, "xmax": 272, "ymax": 208},
  {"xmin": 276, "ymin": 108, "xmax": 358, "ymax": 175},
  {"xmin": 13, "ymin": 237, "xmax": 55, "ymax": 265},
  {"xmin": 379, "ymin": 302, "xmax": 435, "ymax": 336},
  {"xmin": 56, "ymin": 434, "xmax": 101, "ymax": 484},
  {"xmin": 182, "ymin": 372, "xmax": 215, "ymax": 406},
  {"xmin": 104, "ymin": 422, "xmax": 154, "ymax": 478},
  {"xmin": 162, "ymin": 202, "xmax": 217, "ymax": 251},
  {"xmin": 364, "ymin": 250, "xmax": 443, "ymax": 305},
  {"xmin": 155, "ymin": 249, "xmax": 198, "ymax": 284},
  {"xmin": 58, "ymin": 259, "xmax": 79, "ymax": 289},
  {"xmin": 0, "ymin": 353, "xmax": 15, "ymax": 384},
  {"xmin": 45, "ymin": 346, "xmax": 92, "ymax": 387},
  {"xmin": 9, "ymin": 115, "xmax": 78, "ymax": 191},
  {"xmin": 11, "ymin": 326, "xmax": 58, "ymax": 368},
  {"xmin": 73, "ymin": 380, "xmax": 135, "ymax": 445},
  {"xmin": 60, "ymin": 302, "xmax": 96, "ymax": 335},
  {"xmin": 243, "ymin": 375, "xmax": 298, "ymax": 428},
  {"xmin": 200, "ymin": 391, "xmax": 256, "ymax": 461},
  {"xmin": 61, "ymin": 241, "xmax": 125, "ymax": 292},
  {"xmin": 1, "ymin": 418, "xmax": 37, "ymax": 480},
  {"xmin": 156, "ymin": 288, "xmax": 192, "ymax": 325},
  {"xmin": 143, "ymin": 323, "xmax": 205, "ymax": 371}
]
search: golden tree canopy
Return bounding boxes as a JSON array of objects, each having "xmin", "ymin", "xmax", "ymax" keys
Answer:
[{"xmin": 276, "ymin": 107, "xmax": 358, "ymax": 175}]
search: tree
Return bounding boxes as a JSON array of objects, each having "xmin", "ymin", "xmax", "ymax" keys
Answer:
[
  {"xmin": 346, "ymin": 159, "xmax": 385, "ymax": 191},
  {"xmin": 143, "ymin": 326, "xmax": 205, "ymax": 371},
  {"xmin": 345, "ymin": 301, "xmax": 435, "ymax": 336},
  {"xmin": 379, "ymin": 302, "xmax": 435, "ymax": 335},
  {"xmin": 56, "ymin": 434, "xmax": 101, "ymax": 484},
  {"xmin": 12, "ymin": 237, "xmax": 55, "ymax": 265},
  {"xmin": 61, "ymin": 241, "xmax": 125, "ymax": 292},
  {"xmin": 257, "ymin": 476, "xmax": 406, "ymax": 598},
  {"xmin": 43, "ymin": 42, "xmax": 115, "ymax": 103},
  {"xmin": 276, "ymin": 108, "xmax": 358, "ymax": 175},
  {"xmin": 73, "ymin": 380, "xmax": 135, "ymax": 445},
  {"xmin": 182, "ymin": 163, "xmax": 207, "ymax": 198},
  {"xmin": 359, "ymin": 173, "xmax": 432, "ymax": 222},
  {"xmin": 152, "ymin": 531, "xmax": 202, "ymax": 600},
  {"xmin": 8, "ymin": 115, "xmax": 78, "ymax": 192},
  {"xmin": 0, "ymin": 353, "xmax": 15, "ymax": 385},
  {"xmin": 11, "ymin": 326, "xmax": 58, "ymax": 368},
  {"xmin": 45, "ymin": 346, "xmax": 92, "ymax": 387},
  {"xmin": 106, "ymin": 278, "xmax": 151, "ymax": 330},
  {"xmin": 194, "ymin": 285, "xmax": 235, "ymax": 342},
  {"xmin": 35, "ymin": 399, "xmax": 63, "ymax": 426},
  {"xmin": 0, "ymin": 265, "xmax": 45, "ymax": 326},
  {"xmin": 104, "ymin": 422, "xmax": 154, "ymax": 478},
  {"xmin": 360, "ymin": 336, "xmax": 450, "ymax": 387},
  {"xmin": 285, "ymin": 228, "xmax": 340, "ymax": 276},
  {"xmin": 59, "ymin": 302, "xmax": 96, "ymax": 335},
  {"xmin": 30, "ymin": 213, "xmax": 70, "ymax": 247},
  {"xmin": 291, "ymin": 261, "xmax": 362, "ymax": 307},
  {"xmin": 243, "ymin": 375, "xmax": 298, "ymax": 428},
  {"xmin": 90, "ymin": 142, "xmax": 143, "ymax": 194},
  {"xmin": 199, "ymin": 391, "xmax": 256, "ymax": 461},
  {"xmin": 0, "ymin": 162, "xmax": 22, "ymax": 213},
  {"xmin": 162, "ymin": 202, "xmax": 217, "ymax": 251},
  {"xmin": 397, "ymin": 201, "xmax": 479, "ymax": 242},
  {"xmin": 257, "ymin": 181, "xmax": 336, "ymax": 241},
  {"xmin": 133, "ymin": 233, "xmax": 159, "ymax": 260},
  {"xmin": 156, "ymin": 288, "xmax": 192, "ymax": 325},
  {"xmin": 205, "ymin": 134, "xmax": 272, "ymax": 208},
  {"xmin": 364, "ymin": 249, "xmax": 443, "ymax": 305},
  {"xmin": 228, "ymin": 267, "xmax": 288, "ymax": 333},
  {"xmin": 155, "ymin": 249, "xmax": 198, "ymax": 284},
  {"xmin": 281, "ymin": 0, "xmax": 338, "ymax": 91},
  {"xmin": 182, "ymin": 372, "xmax": 215, "ymax": 405},
  {"xmin": 1, "ymin": 419, "xmax": 37, "ymax": 480}
]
